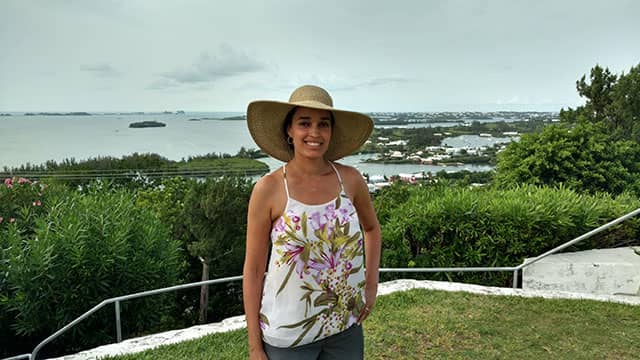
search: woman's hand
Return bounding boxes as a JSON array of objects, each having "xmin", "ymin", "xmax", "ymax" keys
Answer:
[
  {"xmin": 249, "ymin": 348, "xmax": 268, "ymax": 360},
  {"xmin": 357, "ymin": 283, "xmax": 378, "ymax": 324}
]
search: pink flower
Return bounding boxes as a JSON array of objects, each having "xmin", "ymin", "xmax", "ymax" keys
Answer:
[
  {"xmin": 284, "ymin": 243, "xmax": 306, "ymax": 278},
  {"xmin": 18, "ymin": 177, "xmax": 30, "ymax": 184},
  {"xmin": 9, "ymin": 218, "xmax": 15, "ymax": 223},
  {"xmin": 309, "ymin": 247, "xmax": 343, "ymax": 272},
  {"xmin": 4, "ymin": 178, "xmax": 12, "ymax": 188},
  {"xmin": 0, "ymin": 217, "xmax": 3, "ymax": 223},
  {"xmin": 33, "ymin": 200, "xmax": 42, "ymax": 206}
]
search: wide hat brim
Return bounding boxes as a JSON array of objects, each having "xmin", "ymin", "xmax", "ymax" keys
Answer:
[{"xmin": 247, "ymin": 99, "xmax": 373, "ymax": 162}]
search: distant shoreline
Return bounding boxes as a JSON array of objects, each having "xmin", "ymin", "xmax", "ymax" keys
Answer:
[{"xmin": 24, "ymin": 112, "xmax": 92, "ymax": 116}]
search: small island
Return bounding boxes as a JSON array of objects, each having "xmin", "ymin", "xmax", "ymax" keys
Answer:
[
  {"xmin": 129, "ymin": 121, "xmax": 166, "ymax": 128},
  {"xmin": 24, "ymin": 112, "xmax": 91, "ymax": 116}
]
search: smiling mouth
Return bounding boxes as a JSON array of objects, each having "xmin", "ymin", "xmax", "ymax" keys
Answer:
[{"xmin": 304, "ymin": 141, "xmax": 322, "ymax": 147}]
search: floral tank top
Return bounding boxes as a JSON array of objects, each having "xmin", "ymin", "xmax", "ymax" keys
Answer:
[{"xmin": 260, "ymin": 163, "xmax": 366, "ymax": 348}]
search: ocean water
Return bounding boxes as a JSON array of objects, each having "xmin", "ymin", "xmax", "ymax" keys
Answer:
[
  {"xmin": 0, "ymin": 112, "xmax": 497, "ymax": 175},
  {"xmin": 0, "ymin": 112, "xmax": 252, "ymax": 168}
]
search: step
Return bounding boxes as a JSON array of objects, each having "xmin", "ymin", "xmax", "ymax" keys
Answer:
[{"xmin": 522, "ymin": 246, "xmax": 640, "ymax": 296}]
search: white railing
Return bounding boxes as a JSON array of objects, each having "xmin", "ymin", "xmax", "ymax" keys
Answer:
[{"xmin": 5, "ymin": 207, "xmax": 639, "ymax": 360}]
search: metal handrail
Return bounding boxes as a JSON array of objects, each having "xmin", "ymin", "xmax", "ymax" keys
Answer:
[
  {"xmin": 4, "ymin": 207, "xmax": 638, "ymax": 360},
  {"xmin": 515, "ymin": 207, "xmax": 640, "ymax": 271},
  {"xmin": 27, "ymin": 275, "xmax": 243, "ymax": 360},
  {"xmin": 3, "ymin": 355, "xmax": 30, "ymax": 360}
]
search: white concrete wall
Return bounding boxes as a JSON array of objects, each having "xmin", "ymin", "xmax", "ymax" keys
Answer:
[{"xmin": 522, "ymin": 247, "xmax": 640, "ymax": 296}]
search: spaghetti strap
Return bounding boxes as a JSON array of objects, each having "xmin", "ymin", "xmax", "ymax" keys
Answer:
[
  {"xmin": 328, "ymin": 162, "xmax": 345, "ymax": 193},
  {"xmin": 282, "ymin": 165, "xmax": 290, "ymax": 199}
]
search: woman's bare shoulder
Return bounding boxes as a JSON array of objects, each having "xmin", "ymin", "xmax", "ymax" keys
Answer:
[
  {"xmin": 333, "ymin": 162, "xmax": 365, "ymax": 183},
  {"xmin": 253, "ymin": 168, "xmax": 283, "ymax": 195},
  {"xmin": 333, "ymin": 162, "xmax": 367, "ymax": 197},
  {"xmin": 250, "ymin": 168, "xmax": 286, "ymax": 221}
]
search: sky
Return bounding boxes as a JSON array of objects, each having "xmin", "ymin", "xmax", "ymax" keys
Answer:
[{"xmin": 1, "ymin": 0, "xmax": 639, "ymax": 113}]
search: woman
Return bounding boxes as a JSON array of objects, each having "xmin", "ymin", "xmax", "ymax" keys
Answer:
[{"xmin": 243, "ymin": 85, "xmax": 381, "ymax": 360}]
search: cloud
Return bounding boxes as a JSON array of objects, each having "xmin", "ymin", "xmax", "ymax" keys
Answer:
[
  {"xmin": 280, "ymin": 74, "xmax": 414, "ymax": 93},
  {"xmin": 332, "ymin": 76, "xmax": 414, "ymax": 91},
  {"xmin": 80, "ymin": 64, "xmax": 120, "ymax": 77},
  {"xmin": 155, "ymin": 44, "xmax": 266, "ymax": 88}
]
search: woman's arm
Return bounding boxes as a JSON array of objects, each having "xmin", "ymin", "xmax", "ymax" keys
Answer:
[
  {"xmin": 344, "ymin": 166, "xmax": 382, "ymax": 323},
  {"xmin": 243, "ymin": 177, "xmax": 274, "ymax": 358}
]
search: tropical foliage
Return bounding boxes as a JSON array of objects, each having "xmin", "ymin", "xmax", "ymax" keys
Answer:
[
  {"xmin": 375, "ymin": 183, "xmax": 640, "ymax": 286},
  {"xmin": 494, "ymin": 63, "xmax": 640, "ymax": 195},
  {"xmin": 1, "ymin": 183, "xmax": 184, "ymax": 358},
  {"xmin": 493, "ymin": 122, "xmax": 640, "ymax": 195}
]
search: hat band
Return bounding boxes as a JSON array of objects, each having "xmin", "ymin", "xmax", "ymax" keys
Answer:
[{"xmin": 290, "ymin": 100, "xmax": 334, "ymax": 110}]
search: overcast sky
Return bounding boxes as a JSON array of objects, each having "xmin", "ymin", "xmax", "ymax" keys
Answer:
[{"xmin": 1, "ymin": 0, "xmax": 639, "ymax": 112}]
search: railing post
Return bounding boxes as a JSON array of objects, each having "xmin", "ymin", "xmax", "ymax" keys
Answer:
[
  {"xmin": 115, "ymin": 300, "xmax": 122, "ymax": 343},
  {"xmin": 512, "ymin": 269, "xmax": 518, "ymax": 289}
]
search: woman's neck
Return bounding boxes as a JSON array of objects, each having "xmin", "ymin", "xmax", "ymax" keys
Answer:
[{"xmin": 287, "ymin": 157, "xmax": 331, "ymax": 177}]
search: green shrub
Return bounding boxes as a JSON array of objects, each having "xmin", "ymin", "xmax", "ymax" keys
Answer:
[
  {"xmin": 182, "ymin": 176, "xmax": 253, "ymax": 322},
  {"xmin": 137, "ymin": 176, "xmax": 253, "ymax": 324},
  {"xmin": 0, "ymin": 177, "xmax": 47, "ymax": 235},
  {"xmin": 1, "ymin": 185, "xmax": 184, "ymax": 357},
  {"xmin": 378, "ymin": 184, "xmax": 640, "ymax": 286}
]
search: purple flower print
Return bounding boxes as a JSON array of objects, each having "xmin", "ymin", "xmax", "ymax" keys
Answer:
[
  {"xmin": 284, "ymin": 243, "xmax": 306, "ymax": 278},
  {"xmin": 309, "ymin": 247, "xmax": 343, "ymax": 272},
  {"xmin": 324, "ymin": 204, "xmax": 338, "ymax": 221},
  {"xmin": 273, "ymin": 217, "xmax": 286, "ymax": 233},
  {"xmin": 338, "ymin": 207, "xmax": 351, "ymax": 224},
  {"xmin": 309, "ymin": 211, "xmax": 327, "ymax": 231},
  {"xmin": 259, "ymin": 319, "xmax": 268, "ymax": 331}
]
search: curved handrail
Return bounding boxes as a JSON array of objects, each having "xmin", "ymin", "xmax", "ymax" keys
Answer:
[
  {"xmin": 3, "ymin": 208, "xmax": 637, "ymax": 360},
  {"xmin": 29, "ymin": 275, "xmax": 242, "ymax": 360}
]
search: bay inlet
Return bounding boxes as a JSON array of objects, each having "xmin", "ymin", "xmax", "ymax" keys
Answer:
[{"xmin": 1, "ymin": 112, "xmax": 502, "ymax": 176}]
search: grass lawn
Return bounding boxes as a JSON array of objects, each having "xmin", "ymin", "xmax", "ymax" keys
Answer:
[{"xmin": 105, "ymin": 288, "xmax": 639, "ymax": 359}]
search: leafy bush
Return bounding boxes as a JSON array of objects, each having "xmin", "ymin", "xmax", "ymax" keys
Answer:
[
  {"xmin": 0, "ymin": 185, "xmax": 184, "ymax": 357},
  {"xmin": 137, "ymin": 176, "xmax": 253, "ymax": 324},
  {"xmin": 494, "ymin": 122, "xmax": 640, "ymax": 196},
  {"xmin": 0, "ymin": 177, "xmax": 48, "ymax": 235},
  {"xmin": 377, "ymin": 183, "xmax": 640, "ymax": 286},
  {"xmin": 182, "ymin": 176, "xmax": 253, "ymax": 322}
]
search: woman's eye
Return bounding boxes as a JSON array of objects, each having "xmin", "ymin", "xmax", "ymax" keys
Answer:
[{"xmin": 319, "ymin": 122, "xmax": 330, "ymax": 128}]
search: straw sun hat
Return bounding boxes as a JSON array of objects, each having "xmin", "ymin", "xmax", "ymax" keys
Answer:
[{"xmin": 246, "ymin": 85, "xmax": 373, "ymax": 162}]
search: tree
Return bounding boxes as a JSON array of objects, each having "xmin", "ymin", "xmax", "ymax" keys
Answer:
[
  {"xmin": 563, "ymin": 63, "xmax": 640, "ymax": 142},
  {"xmin": 495, "ymin": 63, "xmax": 640, "ymax": 195},
  {"xmin": 493, "ymin": 122, "xmax": 640, "ymax": 195},
  {"xmin": 575, "ymin": 64, "xmax": 617, "ymax": 122},
  {"xmin": 609, "ymin": 64, "xmax": 640, "ymax": 141},
  {"xmin": 182, "ymin": 176, "xmax": 253, "ymax": 323}
]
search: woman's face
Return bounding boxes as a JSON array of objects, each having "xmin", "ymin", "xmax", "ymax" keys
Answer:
[{"xmin": 287, "ymin": 107, "xmax": 333, "ymax": 160}]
